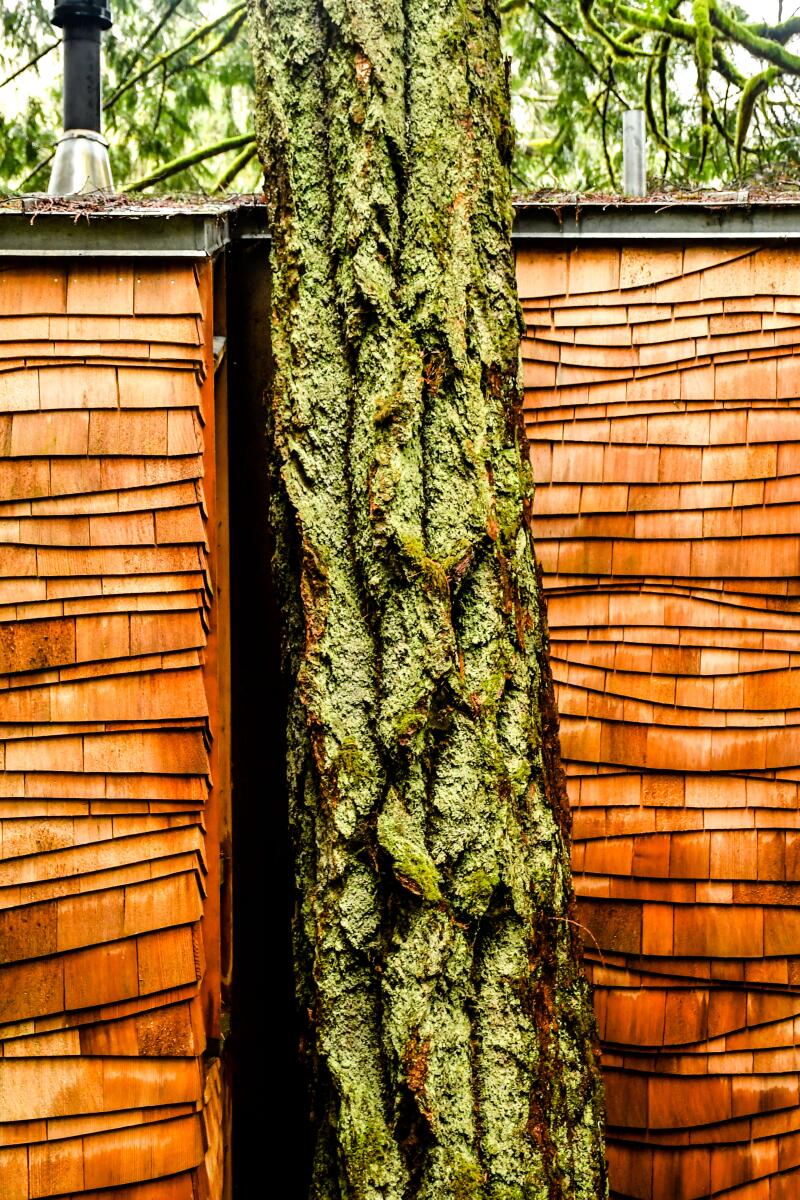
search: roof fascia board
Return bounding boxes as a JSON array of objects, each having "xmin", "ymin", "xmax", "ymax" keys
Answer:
[
  {"xmin": 0, "ymin": 203, "xmax": 269, "ymax": 258},
  {"xmin": 512, "ymin": 201, "xmax": 800, "ymax": 241},
  {"xmin": 4, "ymin": 198, "xmax": 800, "ymax": 255}
]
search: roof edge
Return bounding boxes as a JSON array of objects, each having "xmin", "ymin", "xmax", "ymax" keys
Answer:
[
  {"xmin": 6, "ymin": 193, "xmax": 800, "ymax": 255},
  {"xmin": 511, "ymin": 197, "xmax": 800, "ymax": 241},
  {"xmin": 0, "ymin": 199, "xmax": 268, "ymax": 258}
]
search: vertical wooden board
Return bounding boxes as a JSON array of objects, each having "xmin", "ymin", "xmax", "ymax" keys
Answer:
[
  {"xmin": 0, "ymin": 1058, "xmax": 106, "ymax": 1122},
  {"xmin": 101, "ymin": 1057, "xmax": 202, "ymax": 1111},
  {"xmin": 515, "ymin": 249, "xmax": 567, "ymax": 301},
  {"xmin": 131, "ymin": 1001, "xmax": 198, "ymax": 1056},
  {"xmin": 0, "ymin": 956, "xmax": 65, "ymax": 1023},
  {"xmin": 38, "ymin": 364, "xmax": 119, "ymax": 411},
  {"xmin": 58, "ymin": 1175, "xmax": 197, "ymax": 1200},
  {"xmin": 74, "ymin": 613, "xmax": 130, "ymax": 662},
  {"xmin": 0, "ymin": 368, "xmax": 40, "ymax": 413},
  {"xmin": 0, "ymin": 257, "xmax": 226, "ymax": 1199},
  {"xmin": 63, "ymin": 939, "xmax": 140, "ymax": 1011},
  {"xmin": 56, "ymin": 888, "xmax": 125, "ymax": 952},
  {"xmin": 0, "ymin": 1146, "xmax": 28, "ymax": 1200},
  {"xmin": 118, "ymin": 367, "xmax": 200, "ymax": 411},
  {"xmin": 122, "ymin": 872, "xmax": 203, "ymax": 938}
]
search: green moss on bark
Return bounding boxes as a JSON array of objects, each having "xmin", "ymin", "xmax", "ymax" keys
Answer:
[{"xmin": 249, "ymin": 0, "xmax": 608, "ymax": 1194}]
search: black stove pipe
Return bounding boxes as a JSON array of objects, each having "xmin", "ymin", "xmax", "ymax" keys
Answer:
[
  {"xmin": 48, "ymin": 2, "xmax": 113, "ymax": 194},
  {"xmin": 53, "ymin": 2, "xmax": 111, "ymax": 133}
]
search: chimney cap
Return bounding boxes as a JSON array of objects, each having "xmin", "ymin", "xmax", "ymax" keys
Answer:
[{"xmin": 51, "ymin": 2, "xmax": 111, "ymax": 30}]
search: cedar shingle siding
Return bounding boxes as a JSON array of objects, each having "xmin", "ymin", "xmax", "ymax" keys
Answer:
[
  {"xmin": 4, "ymin": 236, "xmax": 800, "ymax": 1198},
  {"xmin": 0, "ymin": 260, "xmax": 222, "ymax": 1200},
  {"xmin": 521, "ymin": 242, "xmax": 800, "ymax": 1199}
]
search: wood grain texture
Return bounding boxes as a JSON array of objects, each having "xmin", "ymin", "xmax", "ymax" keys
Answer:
[
  {"xmin": 520, "ymin": 242, "xmax": 800, "ymax": 1199},
  {"xmin": 0, "ymin": 260, "xmax": 221, "ymax": 1199}
]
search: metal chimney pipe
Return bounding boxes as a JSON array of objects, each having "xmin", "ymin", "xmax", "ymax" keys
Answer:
[
  {"xmin": 48, "ymin": 1, "xmax": 114, "ymax": 195},
  {"xmin": 622, "ymin": 109, "xmax": 646, "ymax": 198}
]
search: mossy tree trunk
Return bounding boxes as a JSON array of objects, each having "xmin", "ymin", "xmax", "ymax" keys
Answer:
[{"xmin": 248, "ymin": 1, "xmax": 608, "ymax": 1195}]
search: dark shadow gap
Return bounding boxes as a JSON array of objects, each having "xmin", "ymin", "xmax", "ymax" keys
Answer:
[{"xmin": 226, "ymin": 239, "xmax": 311, "ymax": 1199}]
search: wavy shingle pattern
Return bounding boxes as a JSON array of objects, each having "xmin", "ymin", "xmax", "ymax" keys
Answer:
[
  {"xmin": 521, "ymin": 243, "xmax": 800, "ymax": 1200},
  {"xmin": 0, "ymin": 261, "xmax": 222, "ymax": 1200}
]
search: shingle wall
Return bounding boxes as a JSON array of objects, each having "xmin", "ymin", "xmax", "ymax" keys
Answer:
[
  {"xmin": 4, "ymin": 232, "xmax": 797, "ymax": 1200},
  {"xmin": 0, "ymin": 261, "xmax": 224, "ymax": 1200},
  {"xmin": 519, "ymin": 242, "xmax": 800, "ymax": 1200}
]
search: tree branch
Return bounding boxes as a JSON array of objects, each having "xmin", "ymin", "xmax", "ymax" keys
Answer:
[
  {"xmin": 735, "ymin": 65, "xmax": 779, "ymax": 169},
  {"xmin": 119, "ymin": 0, "xmax": 184, "ymax": 80},
  {"xmin": 579, "ymin": 0, "xmax": 652, "ymax": 58},
  {"xmin": 693, "ymin": 0, "xmax": 714, "ymax": 167},
  {"xmin": 123, "ymin": 132, "xmax": 256, "ymax": 192},
  {"xmin": 13, "ymin": 149, "xmax": 55, "ymax": 192},
  {"xmin": 183, "ymin": 9, "xmax": 247, "ymax": 73},
  {"xmin": 645, "ymin": 38, "xmax": 674, "ymax": 150},
  {"xmin": 0, "ymin": 40, "xmax": 59, "ymax": 90},
  {"xmin": 713, "ymin": 44, "xmax": 746, "ymax": 89},
  {"xmin": 533, "ymin": 4, "xmax": 626, "ymax": 104},
  {"xmin": 595, "ymin": 81, "xmax": 617, "ymax": 188},
  {"xmin": 708, "ymin": 93, "xmax": 733, "ymax": 146},
  {"xmin": 612, "ymin": 2, "xmax": 696, "ymax": 44},
  {"xmin": 747, "ymin": 14, "xmax": 800, "ymax": 45},
  {"xmin": 659, "ymin": 33, "xmax": 671, "ymax": 141},
  {"xmin": 212, "ymin": 140, "xmax": 258, "ymax": 192},
  {"xmin": 710, "ymin": 1, "xmax": 800, "ymax": 75},
  {"xmin": 104, "ymin": 2, "xmax": 247, "ymax": 111}
]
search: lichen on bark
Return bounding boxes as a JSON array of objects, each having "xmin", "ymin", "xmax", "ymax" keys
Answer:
[{"xmin": 248, "ymin": 0, "xmax": 608, "ymax": 1195}]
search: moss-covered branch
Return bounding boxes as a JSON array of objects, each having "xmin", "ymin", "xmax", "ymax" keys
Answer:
[
  {"xmin": 533, "ymin": 4, "xmax": 626, "ymax": 103},
  {"xmin": 116, "ymin": 0, "xmax": 184, "ymax": 81},
  {"xmin": 535, "ymin": 0, "xmax": 800, "ymax": 186},
  {"xmin": 211, "ymin": 139, "xmax": 257, "ymax": 192},
  {"xmin": 747, "ymin": 14, "xmax": 800, "ymax": 45},
  {"xmin": 709, "ymin": 0, "xmax": 800, "ymax": 75},
  {"xmin": 578, "ymin": 0, "xmax": 651, "ymax": 58},
  {"xmin": 735, "ymin": 65, "xmax": 779, "ymax": 168},
  {"xmin": 644, "ymin": 30, "xmax": 677, "ymax": 152},
  {"xmin": 692, "ymin": 0, "xmax": 714, "ymax": 164},
  {"xmin": 712, "ymin": 43, "xmax": 746, "ymax": 90},
  {"xmin": 612, "ymin": 2, "xmax": 696, "ymax": 44},
  {"xmin": 184, "ymin": 9, "xmax": 248, "ymax": 73},
  {"xmin": 122, "ymin": 131, "xmax": 255, "ymax": 191}
]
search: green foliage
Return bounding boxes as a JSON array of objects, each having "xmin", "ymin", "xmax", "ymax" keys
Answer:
[
  {"xmin": 2, "ymin": 0, "xmax": 800, "ymax": 195},
  {"xmin": 0, "ymin": 0, "xmax": 259, "ymax": 192},
  {"xmin": 504, "ymin": 0, "xmax": 800, "ymax": 192}
]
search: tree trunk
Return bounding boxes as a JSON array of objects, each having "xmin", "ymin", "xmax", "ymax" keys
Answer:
[{"xmin": 248, "ymin": 1, "xmax": 608, "ymax": 1195}]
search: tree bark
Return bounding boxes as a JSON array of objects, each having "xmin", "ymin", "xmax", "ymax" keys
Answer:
[{"xmin": 248, "ymin": 1, "xmax": 608, "ymax": 1196}]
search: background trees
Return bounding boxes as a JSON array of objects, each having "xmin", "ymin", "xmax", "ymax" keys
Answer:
[
  {"xmin": 0, "ymin": 0, "xmax": 258, "ymax": 193},
  {"xmin": 504, "ymin": 0, "xmax": 800, "ymax": 191},
  {"xmin": 3, "ymin": 0, "xmax": 800, "ymax": 194}
]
